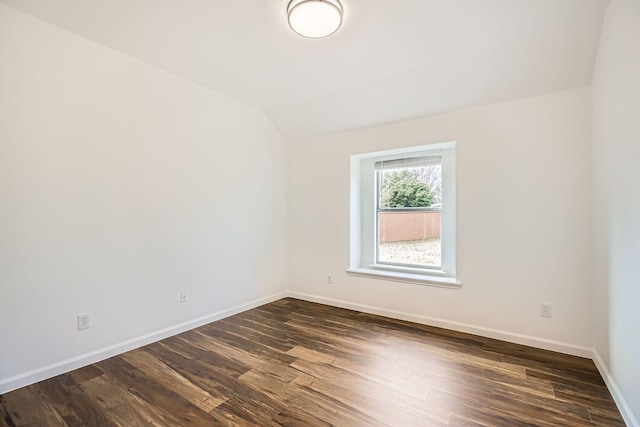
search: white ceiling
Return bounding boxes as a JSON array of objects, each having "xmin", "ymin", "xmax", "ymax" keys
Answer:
[{"xmin": 0, "ymin": 0, "xmax": 609, "ymax": 141}]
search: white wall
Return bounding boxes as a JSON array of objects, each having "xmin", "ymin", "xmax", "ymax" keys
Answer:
[
  {"xmin": 592, "ymin": 0, "xmax": 640, "ymax": 424},
  {"xmin": 0, "ymin": 5, "xmax": 287, "ymax": 392},
  {"xmin": 287, "ymin": 88, "xmax": 594, "ymax": 353}
]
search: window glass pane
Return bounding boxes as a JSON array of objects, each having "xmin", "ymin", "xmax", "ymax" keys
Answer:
[{"xmin": 376, "ymin": 160, "xmax": 442, "ymax": 268}]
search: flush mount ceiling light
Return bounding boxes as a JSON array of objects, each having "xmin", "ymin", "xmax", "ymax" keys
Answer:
[{"xmin": 287, "ymin": 0, "xmax": 343, "ymax": 38}]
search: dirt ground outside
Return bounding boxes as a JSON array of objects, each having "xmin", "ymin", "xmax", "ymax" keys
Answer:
[{"xmin": 378, "ymin": 238, "xmax": 441, "ymax": 267}]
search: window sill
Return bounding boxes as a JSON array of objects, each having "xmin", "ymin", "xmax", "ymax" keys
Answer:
[{"xmin": 346, "ymin": 267, "xmax": 461, "ymax": 289}]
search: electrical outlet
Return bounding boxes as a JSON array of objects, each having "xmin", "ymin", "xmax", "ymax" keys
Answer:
[
  {"xmin": 327, "ymin": 275, "xmax": 333, "ymax": 284},
  {"xmin": 78, "ymin": 313, "xmax": 90, "ymax": 330},
  {"xmin": 540, "ymin": 303, "xmax": 552, "ymax": 318},
  {"xmin": 180, "ymin": 292, "xmax": 188, "ymax": 303}
]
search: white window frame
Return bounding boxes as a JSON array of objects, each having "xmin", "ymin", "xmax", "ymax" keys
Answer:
[{"xmin": 347, "ymin": 142, "xmax": 459, "ymax": 288}]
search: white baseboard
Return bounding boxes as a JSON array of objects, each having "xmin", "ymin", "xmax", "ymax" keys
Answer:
[
  {"xmin": 592, "ymin": 350, "xmax": 639, "ymax": 427},
  {"xmin": 0, "ymin": 292, "xmax": 288, "ymax": 395},
  {"xmin": 287, "ymin": 292, "xmax": 593, "ymax": 358}
]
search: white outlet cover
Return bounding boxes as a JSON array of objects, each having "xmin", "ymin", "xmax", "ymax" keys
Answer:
[
  {"xmin": 540, "ymin": 304, "xmax": 552, "ymax": 318},
  {"xmin": 78, "ymin": 313, "xmax": 90, "ymax": 330}
]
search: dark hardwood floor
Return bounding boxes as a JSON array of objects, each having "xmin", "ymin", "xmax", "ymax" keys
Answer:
[{"xmin": 0, "ymin": 298, "xmax": 625, "ymax": 426}]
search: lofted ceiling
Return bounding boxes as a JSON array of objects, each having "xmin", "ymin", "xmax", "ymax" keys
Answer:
[{"xmin": 0, "ymin": 0, "xmax": 609, "ymax": 141}]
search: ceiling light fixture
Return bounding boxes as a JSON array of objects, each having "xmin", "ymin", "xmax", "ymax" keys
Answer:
[{"xmin": 287, "ymin": 0, "xmax": 343, "ymax": 39}]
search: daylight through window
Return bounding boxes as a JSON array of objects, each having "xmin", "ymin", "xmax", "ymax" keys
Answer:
[
  {"xmin": 376, "ymin": 155, "xmax": 442, "ymax": 268},
  {"xmin": 348, "ymin": 142, "xmax": 457, "ymax": 287}
]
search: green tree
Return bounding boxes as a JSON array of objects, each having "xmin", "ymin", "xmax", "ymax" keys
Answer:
[{"xmin": 380, "ymin": 169, "xmax": 434, "ymax": 208}]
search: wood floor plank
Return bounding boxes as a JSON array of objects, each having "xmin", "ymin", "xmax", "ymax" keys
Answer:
[
  {"xmin": 213, "ymin": 397, "xmax": 280, "ymax": 426},
  {"xmin": 525, "ymin": 365, "xmax": 609, "ymax": 389},
  {"xmin": 373, "ymin": 324, "xmax": 505, "ymax": 364},
  {"xmin": 161, "ymin": 334, "xmax": 249, "ymax": 378},
  {"xmin": 404, "ymin": 349, "xmax": 557, "ymax": 402},
  {"xmin": 239, "ymin": 369, "xmax": 386, "ymax": 426},
  {"xmin": 428, "ymin": 384, "xmax": 592, "ymax": 427},
  {"xmin": 329, "ymin": 356, "xmax": 431, "ymax": 400},
  {"xmin": 0, "ymin": 396, "xmax": 13, "ymax": 427},
  {"xmin": 39, "ymin": 374, "xmax": 114, "ymax": 427},
  {"xmin": 289, "ymin": 355, "xmax": 439, "ymax": 421},
  {"xmin": 187, "ymin": 330, "xmax": 299, "ymax": 384},
  {"xmin": 38, "ymin": 374, "xmax": 113, "ymax": 427},
  {"xmin": 381, "ymin": 334, "xmax": 522, "ymax": 377},
  {"xmin": 96, "ymin": 357, "xmax": 217, "ymax": 426},
  {"xmin": 409, "ymin": 353, "xmax": 590, "ymax": 423},
  {"xmin": 0, "ymin": 297, "xmax": 626, "ymax": 426},
  {"xmin": 68, "ymin": 364, "xmax": 105, "ymax": 385},
  {"xmin": 288, "ymin": 378, "xmax": 388, "ymax": 426},
  {"xmin": 271, "ymin": 407, "xmax": 333, "ymax": 427},
  {"xmin": 552, "ymin": 381, "xmax": 624, "ymax": 414},
  {"xmin": 285, "ymin": 316, "xmax": 384, "ymax": 357},
  {"xmin": 430, "ymin": 388, "xmax": 560, "ymax": 427},
  {"xmin": 291, "ymin": 370, "xmax": 449, "ymax": 426},
  {"xmin": 286, "ymin": 345, "xmax": 336, "ymax": 365},
  {"xmin": 293, "ymin": 377, "xmax": 420, "ymax": 426},
  {"xmin": 80, "ymin": 375, "xmax": 170, "ymax": 426},
  {"xmin": 119, "ymin": 349, "xmax": 227, "ymax": 412},
  {"xmin": 197, "ymin": 323, "xmax": 298, "ymax": 366},
  {"xmin": 217, "ymin": 316, "xmax": 296, "ymax": 350},
  {"xmin": 588, "ymin": 407, "xmax": 628, "ymax": 427},
  {"xmin": 145, "ymin": 341, "xmax": 288, "ymax": 423},
  {"xmin": 213, "ymin": 317, "xmax": 294, "ymax": 353},
  {"xmin": 1, "ymin": 386, "xmax": 68, "ymax": 427}
]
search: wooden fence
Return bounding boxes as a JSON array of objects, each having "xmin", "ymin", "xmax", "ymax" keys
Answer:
[{"xmin": 379, "ymin": 211, "xmax": 441, "ymax": 243}]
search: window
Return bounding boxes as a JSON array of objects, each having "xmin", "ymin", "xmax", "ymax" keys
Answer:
[
  {"xmin": 376, "ymin": 155, "xmax": 442, "ymax": 268},
  {"xmin": 348, "ymin": 142, "xmax": 458, "ymax": 287}
]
